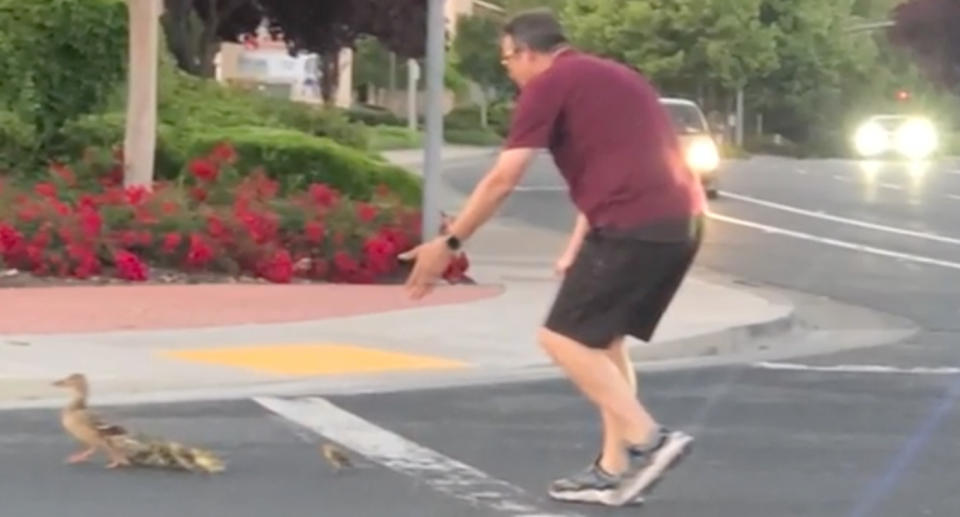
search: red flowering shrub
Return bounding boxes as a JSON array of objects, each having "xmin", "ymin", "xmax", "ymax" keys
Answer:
[{"xmin": 0, "ymin": 142, "xmax": 472, "ymax": 285}]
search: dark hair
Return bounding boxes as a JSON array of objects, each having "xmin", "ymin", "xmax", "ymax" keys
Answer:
[{"xmin": 503, "ymin": 9, "xmax": 568, "ymax": 53}]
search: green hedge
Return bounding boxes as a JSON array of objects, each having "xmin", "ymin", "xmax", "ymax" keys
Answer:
[
  {"xmin": 0, "ymin": 0, "xmax": 127, "ymax": 147},
  {"xmin": 187, "ymin": 126, "xmax": 422, "ymax": 205},
  {"xmin": 369, "ymin": 126, "xmax": 423, "ymax": 151},
  {"xmin": 0, "ymin": 111, "xmax": 36, "ymax": 173},
  {"xmin": 445, "ymin": 103, "xmax": 513, "ymax": 136},
  {"xmin": 445, "ymin": 128, "xmax": 503, "ymax": 146},
  {"xmin": 53, "ymin": 112, "xmax": 186, "ymax": 176},
  {"xmin": 346, "ymin": 104, "xmax": 405, "ymax": 127},
  {"xmin": 158, "ymin": 72, "xmax": 370, "ymax": 151}
]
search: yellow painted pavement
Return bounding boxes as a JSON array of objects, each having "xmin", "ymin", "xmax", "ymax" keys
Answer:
[{"xmin": 159, "ymin": 344, "xmax": 469, "ymax": 376}]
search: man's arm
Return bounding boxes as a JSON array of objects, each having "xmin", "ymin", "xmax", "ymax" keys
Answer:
[
  {"xmin": 562, "ymin": 211, "xmax": 589, "ymax": 256},
  {"xmin": 446, "ymin": 148, "xmax": 537, "ymax": 242}
]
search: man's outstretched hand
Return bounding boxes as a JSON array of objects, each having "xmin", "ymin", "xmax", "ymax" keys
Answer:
[{"xmin": 398, "ymin": 237, "xmax": 455, "ymax": 300}]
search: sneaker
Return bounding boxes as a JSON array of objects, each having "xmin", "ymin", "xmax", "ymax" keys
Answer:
[
  {"xmin": 547, "ymin": 459, "xmax": 644, "ymax": 506},
  {"xmin": 609, "ymin": 428, "xmax": 694, "ymax": 506}
]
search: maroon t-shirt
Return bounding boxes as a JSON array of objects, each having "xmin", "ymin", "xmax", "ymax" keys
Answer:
[{"xmin": 505, "ymin": 49, "xmax": 705, "ymax": 236}]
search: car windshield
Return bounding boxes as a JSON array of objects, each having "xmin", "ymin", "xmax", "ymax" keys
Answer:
[
  {"xmin": 663, "ymin": 102, "xmax": 709, "ymax": 135},
  {"xmin": 870, "ymin": 116, "xmax": 909, "ymax": 130}
]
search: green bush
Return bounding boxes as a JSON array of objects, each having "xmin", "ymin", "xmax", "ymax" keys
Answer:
[
  {"xmin": 445, "ymin": 128, "xmax": 503, "ymax": 147},
  {"xmin": 445, "ymin": 105, "xmax": 484, "ymax": 130},
  {"xmin": 346, "ymin": 104, "xmax": 405, "ymax": 127},
  {"xmin": 445, "ymin": 103, "xmax": 513, "ymax": 136},
  {"xmin": 0, "ymin": 111, "xmax": 37, "ymax": 174},
  {"xmin": 53, "ymin": 112, "xmax": 187, "ymax": 177},
  {"xmin": 369, "ymin": 126, "xmax": 423, "ymax": 151},
  {"xmin": 0, "ymin": 0, "xmax": 127, "ymax": 146},
  {"xmin": 186, "ymin": 126, "xmax": 422, "ymax": 205},
  {"xmin": 489, "ymin": 102, "xmax": 514, "ymax": 137}
]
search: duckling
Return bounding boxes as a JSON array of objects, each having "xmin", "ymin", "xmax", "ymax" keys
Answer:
[
  {"xmin": 320, "ymin": 442, "xmax": 354, "ymax": 472},
  {"xmin": 52, "ymin": 373, "xmax": 225, "ymax": 474},
  {"xmin": 52, "ymin": 373, "xmax": 131, "ymax": 469}
]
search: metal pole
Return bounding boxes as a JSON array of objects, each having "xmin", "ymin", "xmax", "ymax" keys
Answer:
[
  {"xmin": 421, "ymin": 0, "xmax": 445, "ymax": 241},
  {"xmin": 407, "ymin": 59, "xmax": 418, "ymax": 131}
]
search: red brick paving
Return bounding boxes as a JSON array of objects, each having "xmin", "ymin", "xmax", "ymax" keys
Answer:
[{"xmin": 0, "ymin": 284, "xmax": 504, "ymax": 334}]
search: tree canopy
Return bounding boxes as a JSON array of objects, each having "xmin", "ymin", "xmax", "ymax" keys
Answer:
[{"xmin": 888, "ymin": 0, "xmax": 960, "ymax": 90}]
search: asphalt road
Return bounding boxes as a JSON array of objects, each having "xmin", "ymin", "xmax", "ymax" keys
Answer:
[{"xmin": 6, "ymin": 154, "xmax": 960, "ymax": 517}]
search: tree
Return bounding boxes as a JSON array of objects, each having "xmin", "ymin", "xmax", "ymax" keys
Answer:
[
  {"xmin": 208, "ymin": 0, "xmax": 429, "ymax": 105},
  {"xmin": 562, "ymin": 0, "xmax": 778, "ymax": 106},
  {"xmin": 161, "ymin": 0, "xmax": 261, "ymax": 77},
  {"xmin": 453, "ymin": 15, "xmax": 511, "ymax": 127},
  {"xmin": 888, "ymin": 0, "xmax": 960, "ymax": 91}
]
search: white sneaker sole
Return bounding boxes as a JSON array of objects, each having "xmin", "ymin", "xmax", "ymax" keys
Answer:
[
  {"xmin": 548, "ymin": 487, "xmax": 644, "ymax": 506},
  {"xmin": 609, "ymin": 432, "xmax": 694, "ymax": 506}
]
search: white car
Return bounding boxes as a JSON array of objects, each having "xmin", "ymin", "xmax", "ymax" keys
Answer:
[
  {"xmin": 660, "ymin": 97, "xmax": 721, "ymax": 199},
  {"xmin": 853, "ymin": 114, "xmax": 939, "ymax": 160}
]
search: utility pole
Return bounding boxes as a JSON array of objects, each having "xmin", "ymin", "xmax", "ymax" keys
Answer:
[{"xmin": 421, "ymin": 0, "xmax": 445, "ymax": 240}]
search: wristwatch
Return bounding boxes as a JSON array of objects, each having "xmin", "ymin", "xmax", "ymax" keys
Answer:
[{"xmin": 444, "ymin": 233, "xmax": 462, "ymax": 252}]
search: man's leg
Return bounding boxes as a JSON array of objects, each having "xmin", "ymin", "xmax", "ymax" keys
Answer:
[
  {"xmin": 598, "ymin": 337, "xmax": 635, "ymax": 475},
  {"xmin": 537, "ymin": 328, "xmax": 657, "ymax": 452}
]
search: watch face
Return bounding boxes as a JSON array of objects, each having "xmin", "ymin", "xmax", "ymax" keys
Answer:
[{"xmin": 446, "ymin": 235, "xmax": 461, "ymax": 251}]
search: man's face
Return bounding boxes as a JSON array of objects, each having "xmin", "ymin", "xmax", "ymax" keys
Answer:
[{"xmin": 500, "ymin": 35, "xmax": 535, "ymax": 87}]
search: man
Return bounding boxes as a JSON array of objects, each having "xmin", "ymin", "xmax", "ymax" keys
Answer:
[{"xmin": 400, "ymin": 8, "xmax": 705, "ymax": 507}]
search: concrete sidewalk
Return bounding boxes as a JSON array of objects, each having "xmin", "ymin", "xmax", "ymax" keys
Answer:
[
  {"xmin": 0, "ymin": 145, "xmax": 797, "ymax": 409},
  {"xmin": 0, "ymin": 218, "xmax": 795, "ymax": 410}
]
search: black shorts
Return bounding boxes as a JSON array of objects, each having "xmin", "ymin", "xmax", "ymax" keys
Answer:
[{"xmin": 544, "ymin": 219, "xmax": 703, "ymax": 349}]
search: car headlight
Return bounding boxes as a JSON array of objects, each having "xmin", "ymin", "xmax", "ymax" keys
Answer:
[
  {"xmin": 894, "ymin": 118, "xmax": 937, "ymax": 159},
  {"xmin": 854, "ymin": 122, "xmax": 888, "ymax": 157},
  {"xmin": 686, "ymin": 138, "xmax": 719, "ymax": 173}
]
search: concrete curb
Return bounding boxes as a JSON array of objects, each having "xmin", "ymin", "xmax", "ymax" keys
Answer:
[{"xmin": 0, "ymin": 305, "xmax": 800, "ymax": 412}]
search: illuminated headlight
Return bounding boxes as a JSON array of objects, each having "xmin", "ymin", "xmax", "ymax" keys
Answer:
[
  {"xmin": 894, "ymin": 118, "xmax": 938, "ymax": 159},
  {"xmin": 854, "ymin": 122, "xmax": 888, "ymax": 157},
  {"xmin": 686, "ymin": 138, "xmax": 719, "ymax": 173}
]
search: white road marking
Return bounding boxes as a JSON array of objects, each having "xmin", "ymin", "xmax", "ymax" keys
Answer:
[
  {"xmin": 255, "ymin": 396, "xmax": 578, "ymax": 517},
  {"xmin": 947, "ymin": 194, "xmax": 960, "ymax": 201},
  {"xmin": 706, "ymin": 211, "xmax": 960, "ymax": 272},
  {"xmin": 832, "ymin": 174, "xmax": 852, "ymax": 182},
  {"xmin": 718, "ymin": 191, "xmax": 960, "ymax": 246},
  {"xmin": 755, "ymin": 362, "xmax": 960, "ymax": 375},
  {"xmin": 879, "ymin": 182, "xmax": 903, "ymax": 191},
  {"xmin": 796, "ymin": 168, "xmax": 808, "ymax": 175}
]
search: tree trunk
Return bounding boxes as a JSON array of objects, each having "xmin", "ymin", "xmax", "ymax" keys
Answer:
[
  {"xmin": 161, "ymin": 0, "xmax": 199, "ymax": 74},
  {"xmin": 124, "ymin": 0, "xmax": 161, "ymax": 188},
  {"xmin": 320, "ymin": 50, "xmax": 340, "ymax": 106}
]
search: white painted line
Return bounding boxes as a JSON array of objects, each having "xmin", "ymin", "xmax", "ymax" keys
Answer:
[
  {"xmin": 755, "ymin": 361, "xmax": 960, "ymax": 375},
  {"xmin": 795, "ymin": 168, "xmax": 808, "ymax": 174},
  {"xmin": 879, "ymin": 182, "xmax": 903, "ymax": 191},
  {"xmin": 706, "ymin": 211, "xmax": 960, "ymax": 272},
  {"xmin": 255, "ymin": 396, "xmax": 578, "ymax": 517},
  {"xmin": 832, "ymin": 174, "xmax": 852, "ymax": 182},
  {"xmin": 718, "ymin": 191, "xmax": 960, "ymax": 246},
  {"xmin": 947, "ymin": 194, "xmax": 960, "ymax": 201}
]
